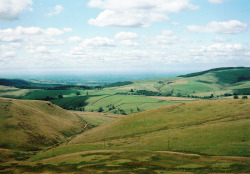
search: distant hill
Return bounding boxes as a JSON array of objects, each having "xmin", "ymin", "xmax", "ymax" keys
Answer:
[
  {"xmin": 0, "ymin": 97, "xmax": 85, "ymax": 150},
  {"xmin": 70, "ymin": 99, "xmax": 250, "ymax": 156},
  {"xmin": 107, "ymin": 67, "xmax": 250, "ymax": 97},
  {"xmin": 0, "ymin": 78, "xmax": 63, "ymax": 89},
  {"xmin": 0, "ymin": 78, "xmax": 30, "ymax": 87},
  {"xmin": 178, "ymin": 67, "xmax": 248, "ymax": 78}
]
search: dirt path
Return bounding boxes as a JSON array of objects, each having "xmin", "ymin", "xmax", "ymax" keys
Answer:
[{"xmin": 65, "ymin": 123, "xmax": 88, "ymax": 145}]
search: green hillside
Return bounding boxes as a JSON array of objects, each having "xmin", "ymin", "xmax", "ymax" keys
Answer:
[
  {"xmin": 69, "ymin": 99, "xmax": 250, "ymax": 156},
  {"xmin": 14, "ymin": 99, "xmax": 248, "ymax": 174},
  {"xmin": 0, "ymin": 97, "xmax": 85, "ymax": 151},
  {"xmin": 108, "ymin": 67, "xmax": 250, "ymax": 97}
]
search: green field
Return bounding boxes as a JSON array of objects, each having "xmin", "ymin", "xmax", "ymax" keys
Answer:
[
  {"xmin": 22, "ymin": 89, "xmax": 79, "ymax": 100},
  {"xmin": 0, "ymin": 67, "xmax": 250, "ymax": 173}
]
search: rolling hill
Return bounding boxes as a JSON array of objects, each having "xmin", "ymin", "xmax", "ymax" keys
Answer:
[
  {"xmin": 108, "ymin": 67, "xmax": 250, "ymax": 97},
  {"xmin": 69, "ymin": 99, "xmax": 250, "ymax": 156},
  {"xmin": 0, "ymin": 97, "xmax": 85, "ymax": 151},
  {"xmin": 17, "ymin": 98, "xmax": 249, "ymax": 174}
]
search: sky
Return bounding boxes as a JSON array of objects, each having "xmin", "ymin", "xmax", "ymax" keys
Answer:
[{"xmin": 0, "ymin": 0, "xmax": 249, "ymax": 75}]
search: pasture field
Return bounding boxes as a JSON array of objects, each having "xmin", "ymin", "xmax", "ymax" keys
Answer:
[
  {"xmin": 0, "ymin": 85, "xmax": 36, "ymax": 98},
  {"xmin": 51, "ymin": 96, "xmax": 89, "ymax": 110},
  {"xmin": 83, "ymin": 94, "xmax": 185, "ymax": 114},
  {"xmin": 71, "ymin": 111, "xmax": 122, "ymax": 127},
  {"xmin": 21, "ymin": 89, "xmax": 79, "ymax": 100}
]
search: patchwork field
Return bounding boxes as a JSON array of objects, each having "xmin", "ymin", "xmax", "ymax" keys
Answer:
[{"xmin": 0, "ymin": 67, "xmax": 250, "ymax": 173}]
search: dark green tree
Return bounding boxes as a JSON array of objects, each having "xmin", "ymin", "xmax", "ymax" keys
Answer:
[
  {"xmin": 98, "ymin": 106, "xmax": 104, "ymax": 112},
  {"xmin": 233, "ymin": 95, "xmax": 239, "ymax": 99},
  {"xmin": 242, "ymin": 95, "xmax": 248, "ymax": 99}
]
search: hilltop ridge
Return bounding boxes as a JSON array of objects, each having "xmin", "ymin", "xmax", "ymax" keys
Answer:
[{"xmin": 0, "ymin": 97, "xmax": 85, "ymax": 150}]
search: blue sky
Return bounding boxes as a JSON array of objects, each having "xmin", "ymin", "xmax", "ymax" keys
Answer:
[{"xmin": 0, "ymin": 0, "xmax": 249, "ymax": 75}]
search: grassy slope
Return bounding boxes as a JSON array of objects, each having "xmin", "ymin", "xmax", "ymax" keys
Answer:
[
  {"xmin": 69, "ymin": 99, "xmax": 250, "ymax": 156},
  {"xmin": 71, "ymin": 111, "xmax": 123, "ymax": 127},
  {"xmin": 107, "ymin": 67, "xmax": 250, "ymax": 96},
  {"xmin": 84, "ymin": 94, "xmax": 184, "ymax": 114},
  {"xmin": 21, "ymin": 99, "xmax": 250, "ymax": 173},
  {"xmin": 0, "ymin": 85, "xmax": 36, "ymax": 99},
  {"xmin": 0, "ymin": 97, "xmax": 85, "ymax": 150}
]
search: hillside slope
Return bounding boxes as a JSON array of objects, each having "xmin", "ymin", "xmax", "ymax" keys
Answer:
[
  {"xmin": 0, "ymin": 97, "xmax": 85, "ymax": 150},
  {"xmin": 70, "ymin": 99, "xmax": 250, "ymax": 156},
  {"xmin": 108, "ymin": 67, "xmax": 250, "ymax": 97}
]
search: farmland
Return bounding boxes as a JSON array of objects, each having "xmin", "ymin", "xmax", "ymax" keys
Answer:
[
  {"xmin": 1, "ymin": 99, "xmax": 248, "ymax": 173},
  {"xmin": 0, "ymin": 67, "xmax": 249, "ymax": 173}
]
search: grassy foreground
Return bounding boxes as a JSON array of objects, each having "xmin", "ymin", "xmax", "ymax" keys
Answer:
[
  {"xmin": 0, "ymin": 97, "xmax": 85, "ymax": 150},
  {"xmin": 1, "ymin": 99, "xmax": 246, "ymax": 173}
]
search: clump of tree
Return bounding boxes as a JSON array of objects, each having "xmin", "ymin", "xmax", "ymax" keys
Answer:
[
  {"xmin": 58, "ymin": 94, "xmax": 63, "ymax": 98},
  {"xmin": 105, "ymin": 81, "xmax": 133, "ymax": 88},
  {"xmin": 107, "ymin": 104, "xmax": 115, "ymax": 111},
  {"xmin": 98, "ymin": 106, "xmax": 104, "ymax": 112},
  {"xmin": 233, "ymin": 95, "xmax": 239, "ymax": 99},
  {"xmin": 242, "ymin": 95, "xmax": 248, "ymax": 99},
  {"xmin": 118, "ymin": 109, "xmax": 126, "ymax": 115}
]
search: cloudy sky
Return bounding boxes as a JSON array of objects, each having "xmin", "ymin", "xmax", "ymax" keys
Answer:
[{"xmin": 0, "ymin": 0, "xmax": 249, "ymax": 75}]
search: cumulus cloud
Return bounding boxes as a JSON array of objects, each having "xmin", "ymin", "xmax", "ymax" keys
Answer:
[
  {"xmin": 0, "ymin": 43, "xmax": 21, "ymax": 51},
  {"xmin": 70, "ymin": 37, "xmax": 115, "ymax": 55},
  {"xmin": 81, "ymin": 37, "xmax": 115, "ymax": 47},
  {"xmin": 88, "ymin": 0, "xmax": 198, "ymax": 27},
  {"xmin": 119, "ymin": 40, "xmax": 138, "ymax": 47},
  {"xmin": 213, "ymin": 36, "xmax": 230, "ymax": 43},
  {"xmin": 0, "ymin": 26, "xmax": 65, "ymax": 44},
  {"xmin": 47, "ymin": 5, "xmax": 64, "ymax": 16},
  {"xmin": 208, "ymin": 0, "xmax": 229, "ymax": 4},
  {"xmin": 187, "ymin": 20, "xmax": 248, "ymax": 34},
  {"xmin": 63, "ymin": 28, "xmax": 72, "ymax": 32},
  {"xmin": 1, "ymin": 51, "xmax": 16, "ymax": 58},
  {"xmin": 115, "ymin": 32, "xmax": 138, "ymax": 40},
  {"xmin": 68, "ymin": 36, "xmax": 82, "ymax": 42},
  {"xmin": 0, "ymin": 0, "xmax": 32, "ymax": 20}
]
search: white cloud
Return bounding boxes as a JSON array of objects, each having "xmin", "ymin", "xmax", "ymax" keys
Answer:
[
  {"xmin": 0, "ymin": 43, "xmax": 21, "ymax": 51},
  {"xmin": 63, "ymin": 28, "xmax": 73, "ymax": 32},
  {"xmin": 1, "ymin": 51, "xmax": 16, "ymax": 58},
  {"xmin": 213, "ymin": 36, "xmax": 230, "ymax": 43},
  {"xmin": 88, "ymin": 0, "xmax": 198, "ymax": 27},
  {"xmin": 36, "ymin": 46, "xmax": 49, "ymax": 54},
  {"xmin": 206, "ymin": 43, "xmax": 243, "ymax": 52},
  {"xmin": 0, "ymin": 26, "xmax": 65, "ymax": 44},
  {"xmin": 44, "ymin": 28, "xmax": 64, "ymax": 36},
  {"xmin": 115, "ymin": 32, "xmax": 138, "ymax": 40},
  {"xmin": 81, "ymin": 37, "xmax": 115, "ymax": 47},
  {"xmin": 47, "ymin": 5, "xmax": 64, "ymax": 16},
  {"xmin": 146, "ymin": 30, "xmax": 182, "ymax": 45},
  {"xmin": 187, "ymin": 20, "xmax": 248, "ymax": 34},
  {"xmin": 119, "ymin": 40, "xmax": 138, "ymax": 47},
  {"xmin": 70, "ymin": 37, "xmax": 115, "ymax": 55},
  {"xmin": 68, "ymin": 36, "xmax": 82, "ymax": 42},
  {"xmin": 0, "ymin": 0, "xmax": 32, "ymax": 20},
  {"xmin": 208, "ymin": 0, "xmax": 229, "ymax": 4}
]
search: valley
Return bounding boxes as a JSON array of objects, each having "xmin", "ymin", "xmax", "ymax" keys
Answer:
[{"xmin": 0, "ymin": 67, "xmax": 249, "ymax": 173}]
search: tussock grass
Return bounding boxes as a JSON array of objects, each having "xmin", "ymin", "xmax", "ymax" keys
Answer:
[
  {"xmin": 0, "ymin": 97, "xmax": 85, "ymax": 150},
  {"xmin": 70, "ymin": 99, "xmax": 250, "ymax": 156}
]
